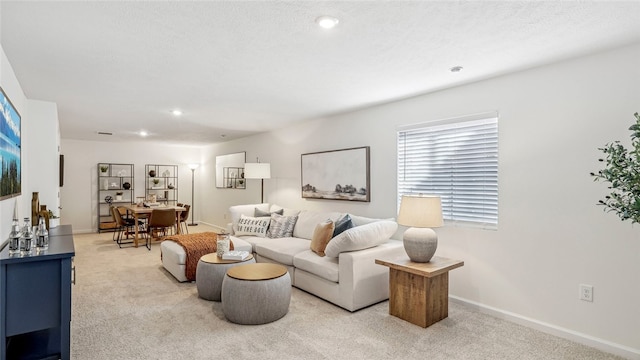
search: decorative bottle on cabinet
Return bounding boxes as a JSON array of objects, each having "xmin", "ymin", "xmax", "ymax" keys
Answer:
[{"xmin": 31, "ymin": 192, "xmax": 39, "ymax": 226}]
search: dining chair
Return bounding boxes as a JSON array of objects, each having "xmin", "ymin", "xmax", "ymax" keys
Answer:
[
  {"xmin": 178, "ymin": 204, "xmax": 191, "ymax": 234},
  {"xmin": 111, "ymin": 206, "xmax": 145, "ymax": 248},
  {"xmin": 145, "ymin": 208, "xmax": 177, "ymax": 246}
]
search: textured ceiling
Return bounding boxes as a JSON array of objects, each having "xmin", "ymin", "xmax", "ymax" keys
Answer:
[{"xmin": 1, "ymin": 1, "xmax": 640, "ymax": 145}]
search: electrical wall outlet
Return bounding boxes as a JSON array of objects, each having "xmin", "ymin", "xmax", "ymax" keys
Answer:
[{"xmin": 579, "ymin": 284, "xmax": 593, "ymax": 302}]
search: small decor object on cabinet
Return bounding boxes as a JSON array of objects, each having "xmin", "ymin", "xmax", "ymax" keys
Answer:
[
  {"xmin": 21, "ymin": 217, "xmax": 34, "ymax": 255},
  {"xmin": 8, "ymin": 217, "xmax": 21, "ymax": 255},
  {"xmin": 149, "ymin": 170, "xmax": 156, "ymax": 177},
  {"xmin": 104, "ymin": 195, "xmax": 113, "ymax": 204},
  {"xmin": 100, "ymin": 165, "xmax": 109, "ymax": 174},
  {"xmin": 122, "ymin": 182, "xmax": 131, "ymax": 190},
  {"xmin": 31, "ymin": 192, "xmax": 39, "ymax": 226},
  {"xmin": 115, "ymin": 191, "xmax": 123, "ymax": 201}
]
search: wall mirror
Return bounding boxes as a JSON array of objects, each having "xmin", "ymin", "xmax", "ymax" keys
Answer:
[{"xmin": 216, "ymin": 151, "xmax": 246, "ymax": 189}]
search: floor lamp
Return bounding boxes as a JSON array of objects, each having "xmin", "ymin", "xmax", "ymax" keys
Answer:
[
  {"xmin": 244, "ymin": 161, "xmax": 271, "ymax": 204},
  {"xmin": 188, "ymin": 163, "xmax": 199, "ymax": 226}
]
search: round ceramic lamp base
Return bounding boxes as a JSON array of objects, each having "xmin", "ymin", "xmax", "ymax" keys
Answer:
[{"xmin": 403, "ymin": 227, "xmax": 438, "ymax": 263}]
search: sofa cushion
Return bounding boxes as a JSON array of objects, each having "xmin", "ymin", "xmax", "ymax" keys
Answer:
[
  {"xmin": 332, "ymin": 213, "xmax": 354, "ymax": 237},
  {"xmin": 324, "ymin": 220, "xmax": 398, "ymax": 258},
  {"xmin": 293, "ymin": 250, "xmax": 339, "ymax": 283},
  {"xmin": 293, "ymin": 210, "xmax": 342, "ymax": 240},
  {"xmin": 235, "ymin": 214, "xmax": 270, "ymax": 237},
  {"xmin": 267, "ymin": 214, "xmax": 298, "ymax": 238},
  {"xmin": 231, "ymin": 235, "xmax": 275, "ymax": 253},
  {"xmin": 255, "ymin": 237, "xmax": 311, "ymax": 266},
  {"xmin": 255, "ymin": 207, "xmax": 284, "ymax": 217},
  {"xmin": 229, "ymin": 203, "xmax": 269, "ymax": 234},
  {"xmin": 310, "ymin": 220, "xmax": 335, "ymax": 256}
]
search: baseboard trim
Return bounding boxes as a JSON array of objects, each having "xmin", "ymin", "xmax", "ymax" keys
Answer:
[{"xmin": 449, "ymin": 295, "xmax": 640, "ymax": 359}]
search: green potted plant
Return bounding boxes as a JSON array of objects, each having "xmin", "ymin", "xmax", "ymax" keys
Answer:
[
  {"xmin": 99, "ymin": 165, "xmax": 109, "ymax": 174},
  {"xmin": 591, "ymin": 112, "xmax": 640, "ymax": 223},
  {"xmin": 47, "ymin": 210, "xmax": 60, "ymax": 228}
]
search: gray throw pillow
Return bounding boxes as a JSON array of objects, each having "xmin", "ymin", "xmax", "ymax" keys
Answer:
[
  {"xmin": 332, "ymin": 214, "xmax": 354, "ymax": 237},
  {"xmin": 255, "ymin": 208, "xmax": 284, "ymax": 217}
]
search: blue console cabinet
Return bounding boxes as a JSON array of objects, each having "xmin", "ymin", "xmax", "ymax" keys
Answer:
[{"xmin": 1, "ymin": 225, "xmax": 75, "ymax": 360}]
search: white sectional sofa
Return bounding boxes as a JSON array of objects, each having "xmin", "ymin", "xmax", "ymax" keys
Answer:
[{"xmin": 225, "ymin": 203, "xmax": 405, "ymax": 312}]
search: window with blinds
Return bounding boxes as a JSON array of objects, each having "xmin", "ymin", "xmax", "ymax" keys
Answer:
[{"xmin": 397, "ymin": 113, "xmax": 498, "ymax": 229}]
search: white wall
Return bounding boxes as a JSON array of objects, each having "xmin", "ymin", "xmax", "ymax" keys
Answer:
[
  {"xmin": 1, "ymin": 45, "xmax": 59, "ymax": 239},
  {"xmin": 60, "ymin": 139, "xmax": 201, "ymax": 233},
  {"xmin": 200, "ymin": 43, "xmax": 640, "ymax": 356},
  {"xmin": 27, "ymin": 99, "xmax": 60, "ymax": 215}
]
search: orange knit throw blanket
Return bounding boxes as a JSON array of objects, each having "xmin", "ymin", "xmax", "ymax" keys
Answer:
[{"xmin": 163, "ymin": 232, "xmax": 234, "ymax": 281}]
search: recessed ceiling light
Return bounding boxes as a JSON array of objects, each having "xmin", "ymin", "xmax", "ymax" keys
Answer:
[
  {"xmin": 450, "ymin": 66, "xmax": 463, "ymax": 73},
  {"xmin": 140, "ymin": 131, "xmax": 148, "ymax": 137},
  {"xmin": 316, "ymin": 16, "xmax": 339, "ymax": 29},
  {"xmin": 171, "ymin": 109, "xmax": 182, "ymax": 116}
]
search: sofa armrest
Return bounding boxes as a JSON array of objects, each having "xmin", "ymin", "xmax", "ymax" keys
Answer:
[{"xmin": 337, "ymin": 239, "xmax": 405, "ymax": 311}]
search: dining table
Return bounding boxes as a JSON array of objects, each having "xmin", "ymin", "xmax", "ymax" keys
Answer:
[{"xmin": 121, "ymin": 204, "xmax": 186, "ymax": 248}]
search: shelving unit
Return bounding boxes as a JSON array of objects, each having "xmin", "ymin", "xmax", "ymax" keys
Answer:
[
  {"xmin": 97, "ymin": 163, "xmax": 134, "ymax": 232},
  {"xmin": 145, "ymin": 164, "xmax": 178, "ymax": 204}
]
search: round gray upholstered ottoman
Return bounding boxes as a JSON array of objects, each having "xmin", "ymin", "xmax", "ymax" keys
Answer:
[
  {"xmin": 222, "ymin": 263, "xmax": 291, "ymax": 325},
  {"xmin": 196, "ymin": 253, "xmax": 255, "ymax": 301}
]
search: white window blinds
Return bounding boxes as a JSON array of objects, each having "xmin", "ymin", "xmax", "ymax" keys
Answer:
[{"xmin": 397, "ymin": 114, "xmax": 498, "ymax": 229}]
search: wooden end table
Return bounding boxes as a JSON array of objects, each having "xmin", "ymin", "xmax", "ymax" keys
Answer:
[{"xmin": 375, "ymin": 256, "xmax": 464, "ymax": 328}]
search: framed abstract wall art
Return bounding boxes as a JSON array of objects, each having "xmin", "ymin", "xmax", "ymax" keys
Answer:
[
  {"xmin": 301, "ymin": 146, "xmax": 370, "ymax": 202},
  {"xmin": 0, "ymin": 86, "xmax": 21, "ymax": 200}
]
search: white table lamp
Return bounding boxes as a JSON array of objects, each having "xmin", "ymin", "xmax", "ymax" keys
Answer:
[{"xmin": 397, "ymin": 195, "xmax": 443, "ymax": 262}]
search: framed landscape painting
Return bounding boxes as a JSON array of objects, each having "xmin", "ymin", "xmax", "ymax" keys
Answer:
[
  {"xmin": 0, "ymin": 86, "xmax": 21, "ymax": 200},
  {"xmin": 301, "ymin": 146, "xmax": 370, "ymax": 202}
]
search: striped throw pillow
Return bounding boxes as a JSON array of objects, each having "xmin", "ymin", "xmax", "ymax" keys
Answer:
[{"xmin": 267, "ymin": 214, "xmax": 299, "ymax": 238}]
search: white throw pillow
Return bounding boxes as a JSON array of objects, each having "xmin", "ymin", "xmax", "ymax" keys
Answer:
[
  {"xmin": 324, "ymin": 220, "xmax": 398, "ymax": 258},
  {"xmin": 235, "ymin": 214, "xmax": 270, "ymax": 237},
  {"xmin": 229, "ymin": 203, "xmax": 269, "ymax": 234}
]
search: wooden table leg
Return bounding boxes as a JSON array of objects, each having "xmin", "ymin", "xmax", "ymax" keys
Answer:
[
  {"xmin": 388, "ymin": 268, "xmax": 450, "ymax": 328},
  {"xmin": 175, "ymin": 210, "xmax": 182, "ymax": 235}
]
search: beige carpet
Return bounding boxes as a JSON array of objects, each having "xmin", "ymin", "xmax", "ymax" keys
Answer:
[{"xmin": 71, "ymin": 226, "xmax": 621, "ymax": 360}]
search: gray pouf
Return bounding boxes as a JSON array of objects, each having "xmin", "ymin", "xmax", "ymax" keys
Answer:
[
  {"xmin": 196, "ymin": 253, "xmax": 255, "ymax": 301},
  {"xmin": 222, "ymin": 263, "xmax": 291, "ymax": 325}
]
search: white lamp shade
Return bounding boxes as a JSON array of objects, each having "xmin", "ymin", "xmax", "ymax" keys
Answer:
[
  {"xmin": 244, "ymin": 163, "xmax": 271, "ymax": 179},
  {"xmin": 397, "ymin": 195, "xmax": 443, "ymax": 228},
  {"xmin": 188, "ymin": 163, "xmax": 200, "ymax": 170}
]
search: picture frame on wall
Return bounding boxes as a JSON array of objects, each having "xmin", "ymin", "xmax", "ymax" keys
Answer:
[
  {"xmin": 301, "ymin": 146, "xmax": 370, "ymax": 202},
  {"xmin": 0, "ymin": 86, "xmax": 21, "ymax": 201}
]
